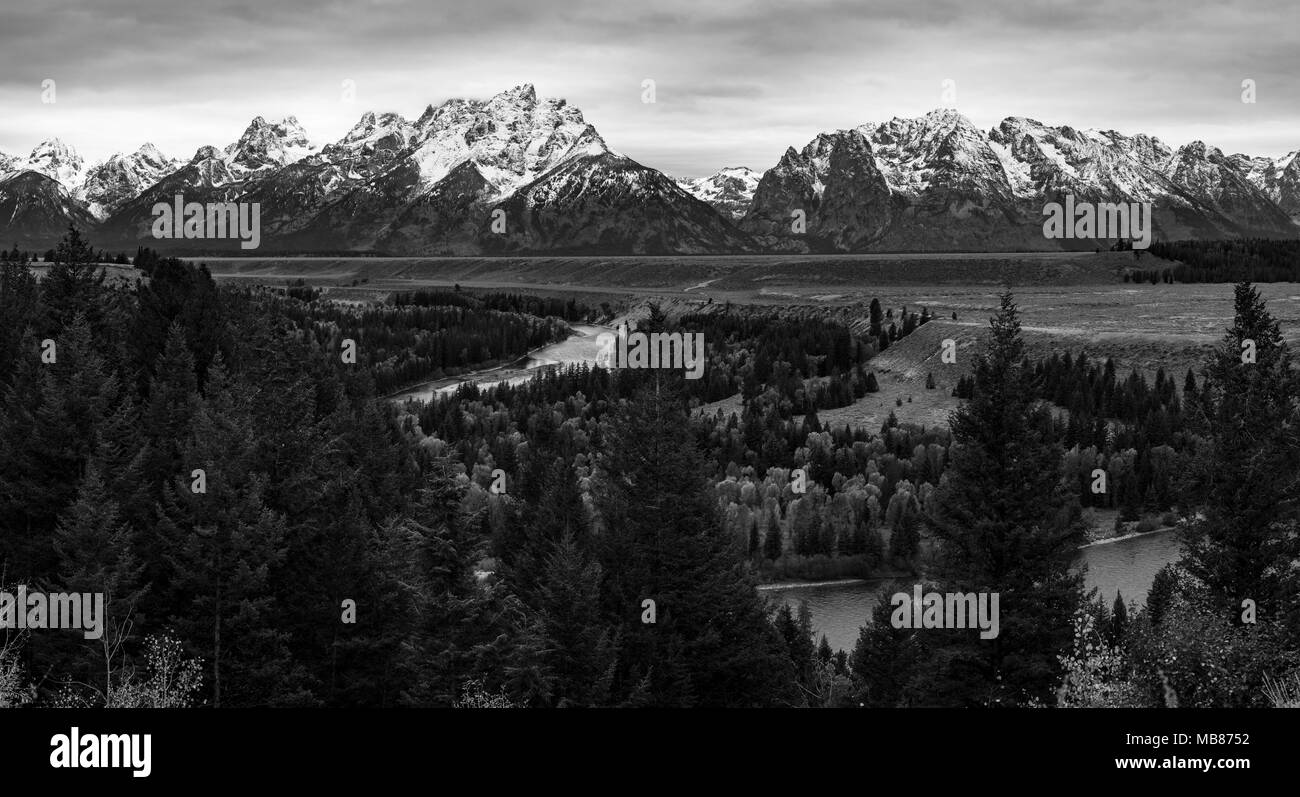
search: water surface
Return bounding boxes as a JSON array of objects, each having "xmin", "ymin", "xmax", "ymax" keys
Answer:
[{"xmin": 767, "ymin": 529, "xmax": 1181, "ymax": 653}]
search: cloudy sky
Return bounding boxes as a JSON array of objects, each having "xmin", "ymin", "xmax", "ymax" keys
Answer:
[{"xmin": 1, "ymin": 0, "xmax": 1296, "ymax": 178}]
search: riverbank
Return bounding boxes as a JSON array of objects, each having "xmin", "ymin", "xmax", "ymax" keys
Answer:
[
  {"xmin": 385, "ymin": 322, "xmax": 615, "ymax": 404},
  {"xmin": 758, "ymin": 577, "xmax": 871, "ymax": 592},
  {"xmin": 1079, "ymin": 525, "xmax": 1178, "ymax": 549}
]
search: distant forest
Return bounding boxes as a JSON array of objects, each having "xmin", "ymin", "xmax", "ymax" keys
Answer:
[{"xmin": 1136, "ymin": 238, "xmax": 1300, "ymax": 283}]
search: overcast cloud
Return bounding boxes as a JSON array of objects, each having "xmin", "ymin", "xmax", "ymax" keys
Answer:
[{"xmin": 0, "ymin": 0, "xmax": 1296, "ymax": 177}]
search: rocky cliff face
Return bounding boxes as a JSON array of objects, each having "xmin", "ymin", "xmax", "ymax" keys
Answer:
[{"xmin": 744, "ymin": 109, "xmax": 1300, "ymax": 251}]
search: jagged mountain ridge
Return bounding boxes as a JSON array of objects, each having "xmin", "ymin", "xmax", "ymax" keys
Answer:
[
  {"xmin": 90, "ymin": 84, "xmax": 748, "ymax": 253},
  {"xmin": 1, "ymin": 94, "xmax": 1296, "ymax": 252},
  {"xmin": 742, "ymin": 109, "xmax": 1299, "ymax": 252}
]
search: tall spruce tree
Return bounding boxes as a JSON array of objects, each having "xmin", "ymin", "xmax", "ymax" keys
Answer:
[
  {"xmin": 1179, "ymin": 282, "xmax": 1300, "ymax": 619},
  {"xmin": 850, "ymin": 592, "xmax": 924, "ymax": 707},
  {"xmin": 48, "ymin": 459, "xmax": 147, "ymax": 698},
  {"xmin": 925, "ymin": 290, "xmax": 1085, "ymax": 705},
  {"xmin": 593, "ymin": 387, "xmax": 798, "ymax": 706},
  {"xmin": 531, "ymin": 533, "xmax": 616, "ymax": 707},
  {"xmin": 869, "ymin": 298, "xmax": 883, "ymax": 339},
  {"xmin": 41, "ymin": 225, "xmax": 106, "ymax": 336}
]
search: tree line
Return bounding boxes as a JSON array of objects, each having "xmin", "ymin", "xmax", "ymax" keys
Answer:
[{"xmin": 1141, "ymin": 239, "xmax": 1300, "ymax": 283}]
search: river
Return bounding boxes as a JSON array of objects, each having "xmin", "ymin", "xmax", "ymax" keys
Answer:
[
  {"xmin": 764, "ymin": 528, "xmax": 1182, "ymax": 654},
  {"xmin": 387, "ymin": 323, "xmax": 615, "ymax": 404}
]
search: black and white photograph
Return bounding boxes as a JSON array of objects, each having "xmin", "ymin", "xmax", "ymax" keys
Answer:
[{"xmin": 0, "ymin": 0, "xmax": 1296, "ymax": 781}]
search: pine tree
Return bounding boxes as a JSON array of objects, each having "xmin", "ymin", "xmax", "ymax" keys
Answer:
[
  {"xmin": 532, "ymin": 533, "xmax": 616, "ymax": 707},
  {"xmin": 817, "ymin": 634, "xmax": 833, "ymax": 665},
  {"xmin": 1179, "ymin": 282, "xmax": 1300, "ymax": 619},
  {"xmin": 763, "ymin": 518, "xmax": 784, "ymax": 561},
  {"xmin": 498, "ymin": 448, "xmax": 589, "ymax": 606},
  {"xmin": 925, "ymin": 290, "xmax": 1086, "ymax": 706},
  {"xmin": 889, "ymin": 507, "xmax": 920, "ymax": 563},
  {"xmin": 1146, "ymin": 564, "xmax": 1179, "ymax": 625},
  {"xmin": 593, "ymin": 387, "xmax": 797, "ymax": 706},
  {"xmin": 1110, "ymin": 592, "xmax": 1129, "ymax": 644},
  {"xmin": 48, "ymin": 458, "xmax": 146, "ymax": 698},
  {"xmin": 850, "ymin": 592, "xmax": 923, "ymax": 707},
  {"xmin": 774, "ymin": 602, "xmax": 817, "ymax": 699},
  {"xmin": 41, "ymin": 225, "xmax": 105, "ymax": 335}
]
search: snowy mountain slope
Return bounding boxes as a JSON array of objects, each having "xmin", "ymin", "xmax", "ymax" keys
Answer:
[
  {"xmin": 1234, "ymin": 150, "xmax": 1300, "ymax": 220},
  {"xmin": 99, "ymin": 116, "xmax": 320, "ymax": 244},
  {"xmin": 81, "ymin": 144, "xmax": 180, "ymax": 220},
  {"xmin": 1160, "ymin": 141, "xmax": 1296, "ymax": 236},
  {"xmin": 97, "ymin": 145, "xmax": 250, "ymax": 245},
  {"xmin": 13, "ymin": 139, "xmax": 87, "ymax": 194},
  {"xmin": 676, "ymin": 167, "xmax": 761, "ymax": 220},
  {"xmin": 477, "ymin": 151, "xmax": 756, "ymax": 255},
  {"xmin": 744, "ymin": 109, "xmax": 1299, "ymax": 251},
  {"xmin": 263, "ymin": 85, "xmax": 749, "ymax": 254}
]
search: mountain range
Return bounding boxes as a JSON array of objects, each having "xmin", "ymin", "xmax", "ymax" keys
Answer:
[{"xmin": 1, "ymin": 86, "xmax": 1296, "ymax": 254}]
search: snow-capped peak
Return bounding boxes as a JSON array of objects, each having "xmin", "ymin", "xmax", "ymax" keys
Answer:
[
  {"xmin": 489, "ymin": 83, "xmax": 539, "ymax": 110},
  {"xmin": 225, "ymin": 115, "xmax": 319, "ymax": 171},
  {"xmin": 862, "ymin": 109, "xmax": 997, "ymax": 195},
  {"xmin": 404, "ymin": 85, "xmax": 598, "ymax": 197},
  {"xmin": 81, "ymin": 143, "xmax": 181, "ymax": 219},
  {"xmin": 1174, "ymin": 140, "xmax": 1222, "ymax": 161},
  {"xmin": 18, "ymin": 138, "xmax": 87, "ymax": 189},
  {"xmin": 190, "ymin": 145, "xmax": 224, "ymax": 164},
  {"xmin": 675, "ymin": 166, "xmax": 761, "ymax": 220},
  {"xmin": 336, "ymin": 111, "xmax": 414, "ymax": 154}
]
